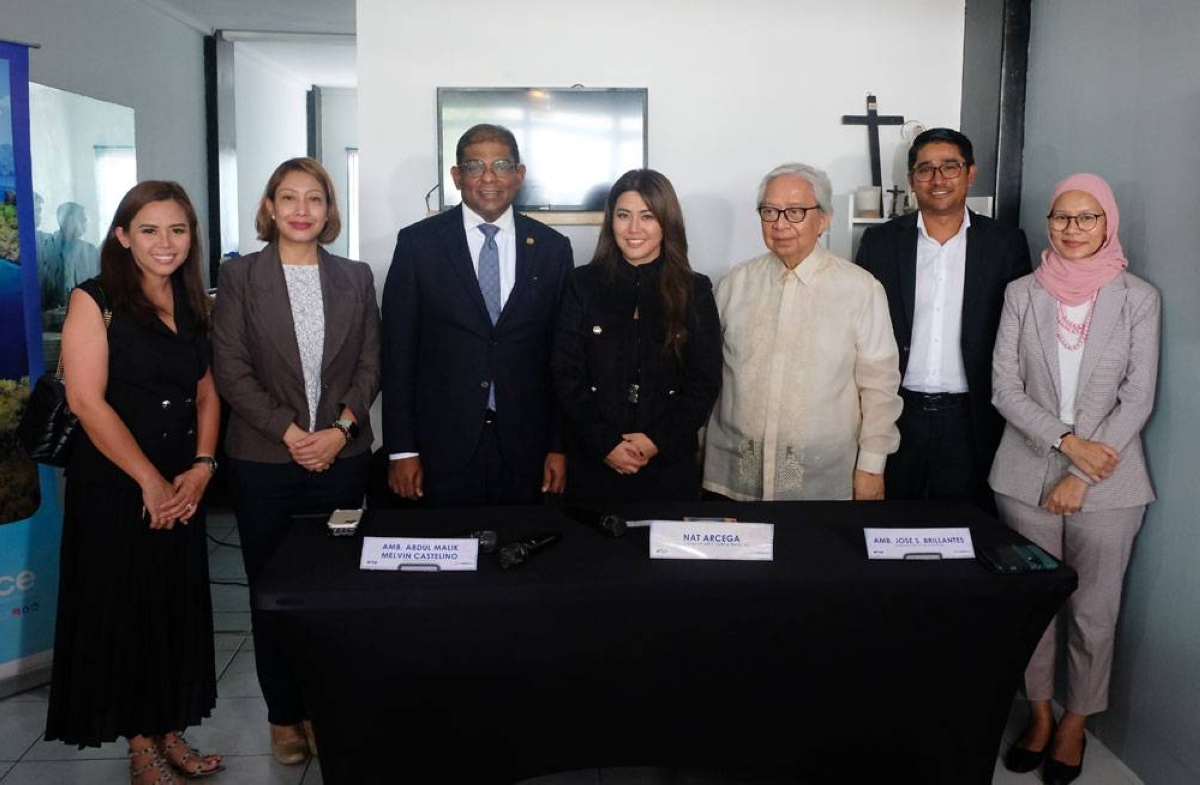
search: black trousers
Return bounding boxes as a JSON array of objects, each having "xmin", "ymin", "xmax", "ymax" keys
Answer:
[
  {"xmin": 227, "ymin": 452, "xmax": 369, "ymax": 725},
  {"xmin": 421, "ymin": 416, "xmax": 545, "ymax": 507},
  {"xmin": 886, "ymin": 390, "xmax": 995, "ymax": 514},
  {"xmin": 565, "ymin": 451, "xmax": 701, "ymax": 505}
]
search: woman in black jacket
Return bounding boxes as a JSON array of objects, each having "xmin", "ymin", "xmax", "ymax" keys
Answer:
[{"xmin": 552, "ymin": 169, "xmax": 721, "ymax": 503}]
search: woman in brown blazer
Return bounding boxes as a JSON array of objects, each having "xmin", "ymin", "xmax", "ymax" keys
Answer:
[
  {"xmin": 211, "ymin": 158, "xmax": 380, "ymax": 765},
  {"xmin": 989, "ymin": 174, "xmax": 1159, "ymax": 785}
]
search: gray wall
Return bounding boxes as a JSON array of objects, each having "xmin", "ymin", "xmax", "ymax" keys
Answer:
[
  {"xmin": 1021, "ymin": 2, "xmax": 1200, "ymax": 781},
  {"xmin": 5, "ymin": 0, "xmax": 209, "ymax": 260},
  {"xmin": 960, "ymin": 0, "xmax": 1005, "ymax": 196}
]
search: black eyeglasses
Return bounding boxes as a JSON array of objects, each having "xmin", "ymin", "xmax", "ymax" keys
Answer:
[
  {"xmin": 1047, "ymin": 212, "xmax": 1104, "ymax": 232},
  {"xmin": 910, "ymin": 161, "xmax": 966, "ymax": 182},
  {"xmin": 758, "ymin": 205, "xmax": 820, "ymax": 224},
  {"xmin": 458, "ymin": 159, "xmax": 517, "ymax": 178}
]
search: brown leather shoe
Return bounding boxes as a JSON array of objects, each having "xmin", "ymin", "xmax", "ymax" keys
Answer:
[
  {"xmin": 302, "ymin": 719, "xmax": 319, "ymax": 757},
  {"xmin": 270, "ymin": 723, "xmax": 309, "ymax": 765}
]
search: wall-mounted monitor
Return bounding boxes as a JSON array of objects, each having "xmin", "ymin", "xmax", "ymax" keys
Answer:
[{"xmin": 437, "ymin": 87, "xmax": 647, "ymax": 213}]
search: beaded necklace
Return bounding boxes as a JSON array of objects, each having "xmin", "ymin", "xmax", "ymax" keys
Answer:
[{"xmin": 1056, "ymin": 292, "xmax": 1097, "ymax": 351}]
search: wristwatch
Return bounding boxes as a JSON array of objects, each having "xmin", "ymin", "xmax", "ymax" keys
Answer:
[
  {"xmin": 1052, "ymin": 432, "xmax": 1071, "ymax": 452},
  {"xmin": 333, "ymin": 419, "xmax": 359, "ymax": 443},
  {"xmin": 193, "ymin": 455, "xmax": 218, "ymax": 473}
]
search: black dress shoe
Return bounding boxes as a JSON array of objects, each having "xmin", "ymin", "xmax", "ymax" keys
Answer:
[
  {"xmin": 1002, "ymin": 740, "xmax": 1048, "ymax": 773},
  {"xmin": 1043, "ymin": 736, "xmax": 1087, "ymax": 785}
]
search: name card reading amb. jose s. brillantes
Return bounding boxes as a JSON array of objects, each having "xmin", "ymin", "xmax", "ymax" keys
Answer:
[
  {"xmin": 650, "ymin": 521, "xmax": 774, "ymax": 561},
  {"xmin": 360, "ymin": 537, "xmax": 479, "ymax": 571},
  {"xmin": 864, "ymin": 528, "xmax": 975, "ymax": 560}
]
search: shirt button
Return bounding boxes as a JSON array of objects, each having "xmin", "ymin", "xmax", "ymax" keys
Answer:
[{"xmin": 161, "ymin": 400, "xmax": 172, "ymax": 410}]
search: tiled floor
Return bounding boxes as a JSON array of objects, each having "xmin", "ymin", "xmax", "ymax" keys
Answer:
[{"xmin": 0, "ymin": 511, "xmax": 1142, "ymax": 784}]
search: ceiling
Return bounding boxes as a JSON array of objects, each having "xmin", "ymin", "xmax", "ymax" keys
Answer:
[
  {"xmin": 151, "ymin": 0, "xmax": 356, "ymax": 36},
  {"xmin": 148, "ymin": 0, "xmax": 357, "ymax": 87}
]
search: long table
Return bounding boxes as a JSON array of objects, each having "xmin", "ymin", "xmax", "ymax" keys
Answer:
[{"xmin": 255, "ymin": 499, "xmax": 1075, "ymax": 784}]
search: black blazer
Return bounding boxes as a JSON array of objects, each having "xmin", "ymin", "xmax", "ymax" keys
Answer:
[
  {"xmin": 381, "ymin": 206, "xmax": 574, "ymax": 473},
  {"xmin": 856, "ymin": 211, "xmax": 1032, "ymax": 456},
  {"xmin": 551, "ymin": 259, "xmax": 722, "ymax": 464}
]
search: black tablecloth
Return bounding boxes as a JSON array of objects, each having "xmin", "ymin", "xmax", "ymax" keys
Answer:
[{"xmin": 255, "ymin": 499, "xmax": 1075, "ymax": 784}]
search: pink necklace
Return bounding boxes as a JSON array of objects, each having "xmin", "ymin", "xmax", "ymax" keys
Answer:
[{"xmin": 1056, "ymin": 293, "xmax": 1097, "ymax": 351}]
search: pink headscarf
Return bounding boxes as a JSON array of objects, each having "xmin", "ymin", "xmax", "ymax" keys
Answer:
[{"xmin": 1034, "ymin": 173, "xmax": 1128, "ymax": 306}]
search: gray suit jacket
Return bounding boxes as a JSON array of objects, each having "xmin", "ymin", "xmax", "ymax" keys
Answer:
[
  {"xmin": 988, "ymin": 271, "xmax": 1159, "ymax": 510},
  {"xmin": 212, "ymin": 244, "xmax": 381, "ymax": 464}
]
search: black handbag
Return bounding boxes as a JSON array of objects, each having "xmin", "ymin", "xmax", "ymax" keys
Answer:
[{"xmin": 18, "ymin": 291, "xmax": 112, "ymax": 467}]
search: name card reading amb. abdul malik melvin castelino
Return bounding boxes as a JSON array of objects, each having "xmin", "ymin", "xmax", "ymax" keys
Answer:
[
  {"xmin": 864, "ymin": 528, "xmax": 975, "ymax": 560},
  {"xmin": 360, "ymin": 537, "xmax": 480, "ymax": 571},
  {"xmin": 649, "ymin": 521, "xmax": 774, "ymax": 561}
]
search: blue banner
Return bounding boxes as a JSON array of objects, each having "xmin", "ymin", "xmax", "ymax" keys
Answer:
[{"xmin": 0, "ymin": 39, "xmax": 62, "ymax": 692}]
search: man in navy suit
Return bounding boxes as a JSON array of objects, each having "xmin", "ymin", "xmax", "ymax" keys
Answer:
[
  {"xmin": 856, "ymin": 128, "xmax": 1031, "ymax": 510},
  {"xmin": 382, "ymin": 124, "xmax": 574, "ymax": 505}
]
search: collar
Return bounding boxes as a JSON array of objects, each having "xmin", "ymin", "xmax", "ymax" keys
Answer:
[
  {"xmin": 774, "ymin": 245, "xmax": 827, "ymax": 285},
  {"xmin": 916, "ymin": 206, "xmax": 971, "ymax": 244},
  {"xmin": 461, "ymin": 203, "xmax": 516, "ymax": 236},
  {"xmin": 617, "ymin": 256, "xmax": 664, "ymax": 279}
]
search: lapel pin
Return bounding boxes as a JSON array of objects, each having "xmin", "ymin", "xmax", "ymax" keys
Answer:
[{"xmin": 525, "ymin": 237, "xmax": 535, "ymax": 246}]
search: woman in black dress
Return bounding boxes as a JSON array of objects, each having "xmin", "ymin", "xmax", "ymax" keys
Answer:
[
  {"xmin": 553, "ymin": 169, "xmax": 721, "ymax": 503},
  {"xmin": 46, "ymin": 181, "xmax": 222, "ymax": 783}
]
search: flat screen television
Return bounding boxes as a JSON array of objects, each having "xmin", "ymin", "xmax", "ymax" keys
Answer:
[{"xmin": 437, "ymin": 87, "xmax": 648, "ymax": 213}]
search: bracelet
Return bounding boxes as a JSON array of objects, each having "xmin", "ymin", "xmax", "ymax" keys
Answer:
[{"xmin": 332, "ymin": 418, "xmax": 359, "ymax": 444}]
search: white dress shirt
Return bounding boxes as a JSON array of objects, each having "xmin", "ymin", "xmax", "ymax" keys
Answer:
[
  {"xmin": 702, "ymin": 247, "xmax": 902, "ymax": 501},
  {"xmin": 904, "ymin": 208, "xmax": 970, "ymax": 393}
]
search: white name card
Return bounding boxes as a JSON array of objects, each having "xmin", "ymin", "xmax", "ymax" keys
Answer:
[
  {"xmin": 864, "ymin": 527, "xmax": 975, "ymax": 560},
  {"xmin": 360, "ymin": 537, "xmax": 479, "ymax": 571},
  {"xmin": 649, "ymin": 520, "xmax": 774, "ymax": 561}
]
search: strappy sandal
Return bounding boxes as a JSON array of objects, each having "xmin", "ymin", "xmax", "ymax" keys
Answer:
[
  {"xmin": 155, "ymin": 733, "xmax": 225, "ymax": 779},
  {"xmin": 129, "ymin": 744, "xmax": 181, "ymax": 785}
]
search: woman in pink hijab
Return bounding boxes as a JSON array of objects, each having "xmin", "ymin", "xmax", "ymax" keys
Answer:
[{"xmin": 989, "ymin": 174, "xmax": 1160, "ymax": 785}]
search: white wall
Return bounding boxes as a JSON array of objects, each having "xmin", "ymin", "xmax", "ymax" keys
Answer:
[
  {"xmin": 233, "ymin": 45, "xmax": 309, "ymax": 255},
  {"xmin": 6, "ymin": 0, "xmax": 208, "ymax": 253},
  {"xmin": 357, "ymin": 0, "xmax": 965, "ymax": 284},
  {"xmin": 1021, "ymin": 2, "xmax": 1200, "ymax": 782},
  {"xmin": 319, "ymin": 87, "xmax": 359, "ymax": 259}
]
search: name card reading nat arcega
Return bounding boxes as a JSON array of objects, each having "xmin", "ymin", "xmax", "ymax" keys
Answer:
[
  {"xmin": 650, "ymin": 520, "xmax": 774, "ymax": 561},
  {"xmin": 864, "ymin": 528, "xmax": 975, "ymax": 560},
  {"xmin": 360, "ymin": 537, "xmax": 479, "ymax": 572}
]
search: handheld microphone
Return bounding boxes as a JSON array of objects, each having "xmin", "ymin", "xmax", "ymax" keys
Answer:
[
  {"xmin": 562, "ymin": 504, "xmax": 628, "ymax": 538},
  {"xmin": 497, "ymin": 531, "xmax": 562, "ymax": 570},
  {"xmin": 469, "ymin": 530, "xmax": 498, "ymax": 554},
  {"xmin": 451, "ymin": 529, "xmax": 497, "ymax": 553}
]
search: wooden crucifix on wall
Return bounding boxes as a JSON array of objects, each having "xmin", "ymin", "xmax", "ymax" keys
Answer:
[{"xmin": 842, "ymin": 94, "xmax": 904, "ymax": 187}]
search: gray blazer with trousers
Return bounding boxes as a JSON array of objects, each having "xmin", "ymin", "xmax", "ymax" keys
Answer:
[
  {"xmin": 988, "ymin": 271, "xmax": 1159, "ymax": 511},
  {"xmin": 212, "ymin": 244, "xmax": 381, "ymax": 464}
]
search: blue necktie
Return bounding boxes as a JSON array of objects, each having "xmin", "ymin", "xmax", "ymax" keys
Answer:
[
  {"xmin": 477, "ymin": 224, "xmax": 501, "ymax": 324},
  {"xmin": 478, "ymin": 223, "xmax": 500, "ymax": 410}
]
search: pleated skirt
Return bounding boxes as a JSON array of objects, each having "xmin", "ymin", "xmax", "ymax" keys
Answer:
[{"xmin": 44, "ymin": 478, "xmax": 217, "ymax": 747}]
